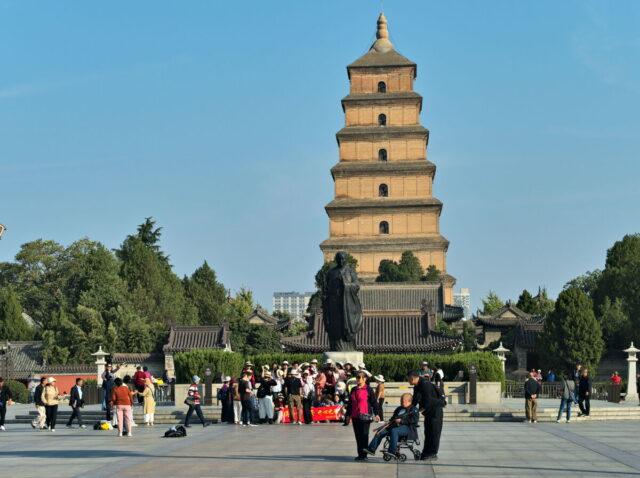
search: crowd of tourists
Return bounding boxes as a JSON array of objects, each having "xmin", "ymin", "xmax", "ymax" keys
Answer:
[{"xmin": 209, "ymin": 359, "xmax": 446, "ymax": 461}]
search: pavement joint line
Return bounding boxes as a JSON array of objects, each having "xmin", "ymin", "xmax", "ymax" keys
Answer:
[{"xmin": 536, "ymin": 423, "xmax": 640, "ymax": 472}]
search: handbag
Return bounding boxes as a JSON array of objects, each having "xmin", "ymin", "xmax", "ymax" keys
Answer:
[
  {"xmin": 358, "ymin": 412, "xmax": 374, "ymax": 422},
  {"xmin": 184, "ymin": 397, "xmax": 196, "ymax": 407}
]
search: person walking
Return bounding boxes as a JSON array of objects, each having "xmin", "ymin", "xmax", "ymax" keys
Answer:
[
  {"xmin": 578, "ymin": 368, "xmax": 592, "ymax": 417},
  {"xmin": 110, "ymin": 377, "xmax": 134, "ymax": 437},
  {"xmin": 374, "ymin": 375, "xmax": 386, "ymax": 422},
  {"xmin": 0, "ymin": 377, "xmax": 14, "ymax": 431},
  {"xmin": 66, "ymin": 378, "xmax": 86, "ymax": 429},
  {"xmin": 346, "ymin": 372, "xmax": 379, "ymax": 461},
  {"xmin": 408, "ymin": 370, "xmax": 445, "ymax": 461},
  {"xmin": 524, "ymin": 372, "xmax": 540, "ymax": 423},
  {"xmin": 285, "ymin": 369, "xmax": 304, "ymax": 425},
  {"xmin": 31, "ymin": 377, "xmax": 47, "ymax": 430},
  {"xmin": 556, "ymin": 374, "xmax": 573, "ymax": 423},
  {"xmin": 42, "ymin": 377, "xmax": 62, "ymax": 432},
  {"xmin": 184, "ymin": 375, "xmax": 209, "ymax": 428}
]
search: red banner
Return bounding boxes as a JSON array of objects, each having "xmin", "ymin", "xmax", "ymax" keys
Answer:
[{"xmin": 282, "ymin": 406, "xmax": 343, "ymax": 423}]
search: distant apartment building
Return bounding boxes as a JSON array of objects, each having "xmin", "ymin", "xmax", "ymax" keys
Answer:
[
  {"xmin": 272, "ymin": 291, "xmax": 315, "ymax": 320},
  {"xmin": 453, "ymin": 288, "xmax": 471, "ymax": 320}
]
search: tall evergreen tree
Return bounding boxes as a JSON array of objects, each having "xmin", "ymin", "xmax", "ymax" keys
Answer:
[
  {"xmin": 397, "ymin": 251, "xmax": 424, "ymax": 281},
  {"xmin": 423, "ymin": 264, "xmax": 441, "ymax": 282},
  {"xmin": 0, "ymin": 287, "xmax": 33, "ymax": 341},
  {"xmin": 516, "ymin": 290, "xmax": 536, "ymax": 314},
  {"xmin": 538, "ymin": 287, "xmax": 604, "ymax": 373},
  {"xmin": 183, "ymin": 261, "xmax": 228, "ymax": 325}
]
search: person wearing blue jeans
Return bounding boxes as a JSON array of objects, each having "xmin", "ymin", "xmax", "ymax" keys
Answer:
[
  {"xmin": 556, "ymin": 375, "xmax": 574, "ymax": 423},
  {"xmin": 364, "ymin": 393, "xmax": 419, "ymax": 456}
]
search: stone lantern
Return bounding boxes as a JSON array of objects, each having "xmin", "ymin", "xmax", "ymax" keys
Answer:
[
  {"xmin": 624, "ymin": 342, "xmax": 640, "ymax": 403},
  {"xmin": 493, "ymin": 341, "xmax": 510, "ymax": 375},
  {"xmin": 92, "ymin": 346, "xmax": 110, "ymax": 387}
]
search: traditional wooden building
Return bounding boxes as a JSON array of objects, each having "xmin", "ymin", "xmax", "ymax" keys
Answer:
[
  {"xmin": 281, "ymin": 283, "xmax": 463, "ymax": 353},
  {"xmin": 246, "ymin": 308, "xmax": 292, "ymax": 332},
  {"xmin": 474, "ymin": 302, "xmax": 545, "ymax": 371},
  {"xmin": 319, "ymin": 13, "xmax": 455, "ymax": 303}
]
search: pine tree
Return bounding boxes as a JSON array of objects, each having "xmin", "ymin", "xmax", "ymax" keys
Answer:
[
  {"xmin": 397, "ymin": 251, "xmax": 424, "ymax": 281},
  {"xmin": 516, "ymin": 290, "xmax": 536, "ymax": 314},
  {"xmin": 0, "ymin": 287, "xmax": 33, "ymax": 340},
  {"xmin": 423, "ymin": 265, "xmax": 441, "ymax": 282},
  {"xmin": 538, "ymin": 287, "xmax": 604, "ymax": 373},
  {"xmin": 183, "ymin": 261, "xmax": 228, "ymax": 325}
]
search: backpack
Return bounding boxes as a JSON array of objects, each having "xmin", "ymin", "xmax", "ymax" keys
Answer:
[
  {"xmin": 217, "ymin": 387, "xmax": 229, "ymax": 401},
  {"xmin": 431, "ymin": 381, "xmax": 447, "ymax": 408},
  {"xmin": 164, "ymin": 425, "xmax": 187, "ymax": 438}
]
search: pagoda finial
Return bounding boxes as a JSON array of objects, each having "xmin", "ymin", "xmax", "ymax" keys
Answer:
[{"xmin": 371, "ymin": 13, "xmax": 394, "ymax": 53}]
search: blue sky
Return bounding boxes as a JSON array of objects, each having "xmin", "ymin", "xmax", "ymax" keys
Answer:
[{"xmin": 1, "ymin": 1, "xmax": 639, "ymax": 312}]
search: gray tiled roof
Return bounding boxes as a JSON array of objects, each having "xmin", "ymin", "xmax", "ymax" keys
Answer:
[
  {"xmin": 7, "ymin": 341, "xmax": 45, "ymax": 376},
  {"xmin": 281, "ymin": 312, "xmax": 460, "ymax": 353},
  {"xmin": 111, "ymin": 353, "xmax": 164, "ymax": 365},
  {"xmin": 473, "ymin": 304, "xmax": 532, "ymax": 327},
  {"xmin": 348, "ymin": 48, "xmax": 416, "ymax": 70},
  {"xmin": 246, "ymin": 308, "xmax": 277, "ymax": 326},
  {"xmin": 163, "ymin": 325, "xmax": 230, "ymax": 354},
  {"xmin": 359, "ymin": 283, "xmax": 443, "ymax": 313}
]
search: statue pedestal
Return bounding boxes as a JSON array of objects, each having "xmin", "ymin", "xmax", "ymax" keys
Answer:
[{"xmin": 323, "ymin": 350, "xmax": 364, "ymax": 367}]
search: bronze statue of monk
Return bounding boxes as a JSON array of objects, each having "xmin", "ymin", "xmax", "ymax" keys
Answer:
[{"xmin": 322, "ymin": 252, "xmax": 363, "ymax": 351}]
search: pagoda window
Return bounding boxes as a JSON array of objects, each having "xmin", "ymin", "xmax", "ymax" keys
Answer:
[
  {"xmin": 379, "ymin": 221, "xmax": 389, "ymax": 234},
  {"xmin": 379, "ymin": 184, "xmax": 388, "ymax": 197},
  {"xmin": 378, "ymin": 149, "xmax": 387, "ymax": 161},
  {"xmin": 378, "ymin": 81, "xmax": 387, "ymax": 93},
  {"xmin": 378, "ymin": 114, "xmax": 387, "ymax": 126}
]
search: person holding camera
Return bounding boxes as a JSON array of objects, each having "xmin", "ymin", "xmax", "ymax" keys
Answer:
[{"xmin": 66, "ymin": 378, "xmax": 86, "ymax": 429}]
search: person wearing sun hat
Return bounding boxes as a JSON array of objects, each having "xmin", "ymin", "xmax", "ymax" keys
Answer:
[
  {"xmin": 242, "ymin": 362, "xmax": 256, "ymax": 386},
  {"xmin": 42, "ymin": 377, "xmax": 62, "ymax": 432}
]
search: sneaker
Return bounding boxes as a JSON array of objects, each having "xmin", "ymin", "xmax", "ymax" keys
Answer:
[
  {"xmin": 556, "ymin": 419, "xmax": 561, "ymax": 423},
  {"xmin": 0, "ymin": 425, "xmax": 5, "ymax": 431},
  {"xmin": 50, "ymin": 429, "xmax": 56, "ymax": 432},
  {"xmin": 127, "ymin": 433, "xmax": 133, "ymax": 437},
  {"xmin": 80, "ymin": 425, "xmax": 87, "ymax": 429},
  {"xmin": 203, "ymin": 422, "xmax": 210, "ymax": 427},
  {"xmin": 532, "ymin": 420, "xmax": 537, "ymax": 423},
  {"xmin": 249, "ymin": 424, "xmax": 258, "ymax": 427},
  {"xmin": 118, "ymin": 432, "xmax": 123, "ymax": 437},
  {"xmin": 421, "ymin": 454, "xmax": 438, "ymax": 461},
  {"xmin": 31, "ymin": 423, "xmax": 36, "ymax": 429},
  {"xmin": 363, "ymin": 447, "xmax": 375, "ymax": 456},
  {"xmin": 566, "ymin": 419, "xmax": 571, "ymax": 423},
  {"xmin": 354, "ymin": 456, "xmax": 368, "ymax": 461},
  {"xmin": 242, "ymin": 424, "xmax": 247, "ymax": 427}
]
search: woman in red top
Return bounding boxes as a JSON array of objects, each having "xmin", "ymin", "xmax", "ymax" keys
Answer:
[
  {"xmin": 110, "ymin": 378, "xmax": 134, "ymax": 437},
  {"xmin": 611, "ymin": 371, "xmax": 622, "ymax": 386},
  {"xmin": 345, "ymin": 372, "xmax": 379, "ymax": 461}
]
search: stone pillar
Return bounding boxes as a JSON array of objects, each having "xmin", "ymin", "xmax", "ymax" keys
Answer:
[
  {"xmin": 91, "ymin": 346, "xmax": 110, "ymax": 387},
  {"xmin": 624, "ymin": 343, "xmax": 640, "ymax": 403}
]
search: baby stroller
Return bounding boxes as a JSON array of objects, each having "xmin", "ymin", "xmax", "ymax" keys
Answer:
[{"xmin": 381, "ymin": 424, "xmax": 422, "ymax": 462}]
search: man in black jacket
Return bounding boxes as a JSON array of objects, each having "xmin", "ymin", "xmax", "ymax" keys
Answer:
[
  {"xmin": 67, "ymin": 378, "xmax": 86, "ymax": 428},
  {"xmin": 0, "ymin": 377, "xmax": 13, "ymax": 431},
  {"xmin": 364, "ymin": 393, "xmax": 419, "ymax": 457},
  {"xmin": 408, "ymin": 370, "xmax": 445, "ymax": 461},
  {"xmin": 31, "ymin": 377, "xmax": 47, "ymax": 429},
  {"xmin": 578, "ymin": 369, "xmax": 592, "ymax": 417},
  {"xmin": 524, "ymin": 373, "xmax": 541, "ymax": 423}
]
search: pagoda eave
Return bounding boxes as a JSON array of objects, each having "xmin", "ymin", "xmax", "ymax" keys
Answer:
[
  {"xmin": 319, "ymin": 234, "xmax": 450, "ymax": 252},
  {"xmin": 330, "ymin": 160, "xmax": 436, "ymax": 179}
]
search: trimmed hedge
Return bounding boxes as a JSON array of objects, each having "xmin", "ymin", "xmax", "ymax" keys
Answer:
[
  {"xmin": 174, "ymin": 350, "xmax": 504, "ymax": 386},
  {"xmin": 5, "ymin": 379, "xmax": 28, "ymax": 403}
]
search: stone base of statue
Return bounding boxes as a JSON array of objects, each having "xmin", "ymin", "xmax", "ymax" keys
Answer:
[{"xmin": 323, "ymin": 350, "xmax": 364, "ymax": 367}]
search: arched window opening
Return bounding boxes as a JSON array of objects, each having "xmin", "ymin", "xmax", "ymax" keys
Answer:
[
  {"xmin": 379, "ymin": 221, "xmax": 389, "ymax": 234},
  {"xmin": 379, "ymin": 184, "xmax": 388, "ymax": 197},
  {"xmin": 378, "ymin": 81, "xmax": 387, "ymax": 93},
  {"xmin": 378, "ymin": 149, "xmax": 387, "ymax": 162},
  {"xmin": 378, "ymin": 114, "xmax": 387, "ymax": 126}
]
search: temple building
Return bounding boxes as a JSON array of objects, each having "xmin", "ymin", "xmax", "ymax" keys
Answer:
[{"xmin": 319, "ymin": 13, "xmax": 455, "ymax": 304}]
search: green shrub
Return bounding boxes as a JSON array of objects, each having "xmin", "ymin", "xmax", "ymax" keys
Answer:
[
  {"xmin": 4, "ymin": 379, "xmax": 28, "ymax": 403},
  {"xmin": 363, "ymin": 351, "xmax": 504, "ymax": 386},
  {"xmin": 174, "ymin": 350, "xmax": 504, "ymax": 386}
]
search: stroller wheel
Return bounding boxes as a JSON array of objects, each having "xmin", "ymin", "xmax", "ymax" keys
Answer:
[
  {"xmin": 398, "ymin": 453, "xmax": 407, "ymax": 462},
  {"xmin": 413, "ymin": 450, "xmax": 421, "ymax": 461}
]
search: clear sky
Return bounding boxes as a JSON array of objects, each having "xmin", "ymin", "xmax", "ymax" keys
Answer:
[{"xmin": 1, "ymin": 1, "xmax": 639, "ymax": 312}]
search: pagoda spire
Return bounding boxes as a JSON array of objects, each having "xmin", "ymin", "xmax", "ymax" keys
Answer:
[{"xmin": 371, "ymin": 13, "xmax": 394, "ymax": 53}]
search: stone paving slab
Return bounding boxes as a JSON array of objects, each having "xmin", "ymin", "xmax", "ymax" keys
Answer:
[{"xmin": 3, "ymin": 419, "xmax": 640, "ymax": 477}]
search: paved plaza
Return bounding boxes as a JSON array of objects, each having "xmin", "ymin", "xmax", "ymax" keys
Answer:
[{"xmin": 2, "ymin": 418, "xmax": 640, "ymax": 478}]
